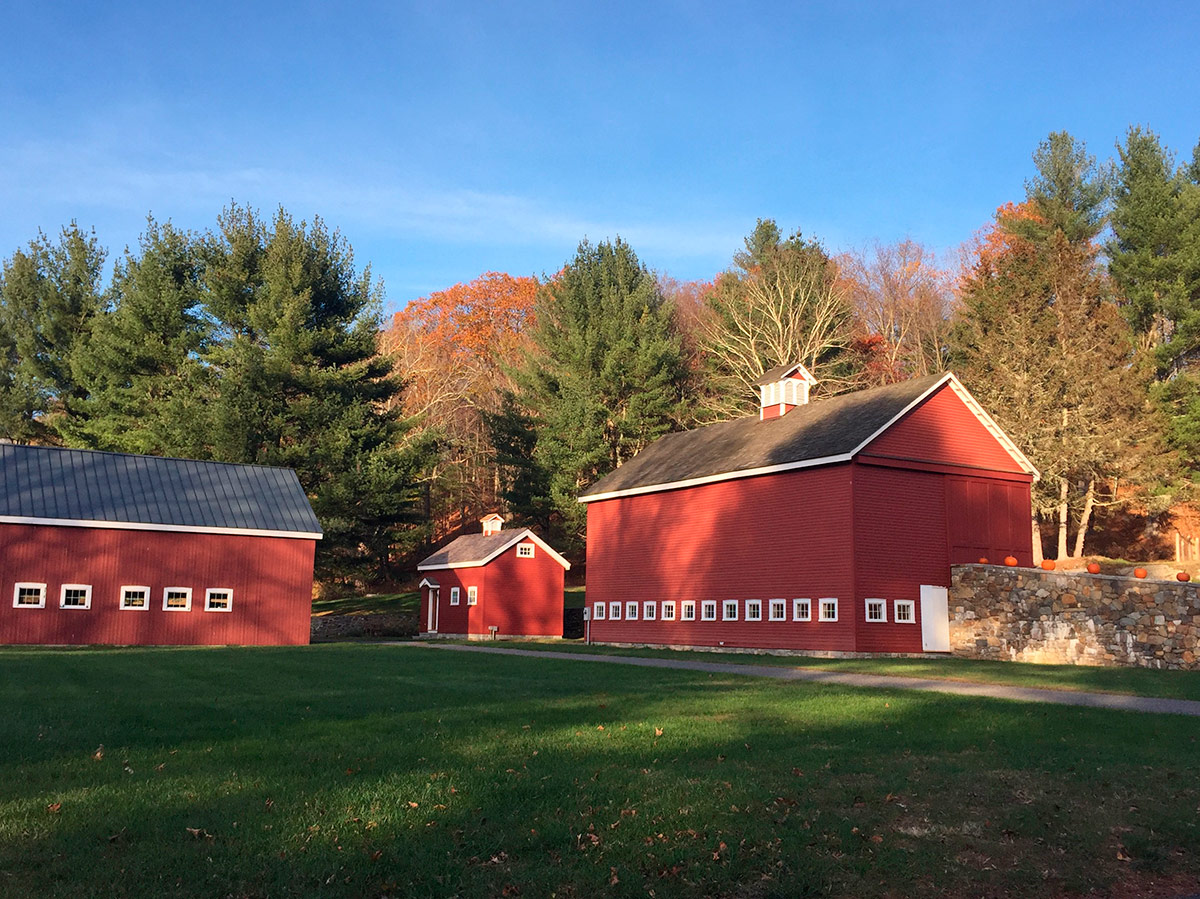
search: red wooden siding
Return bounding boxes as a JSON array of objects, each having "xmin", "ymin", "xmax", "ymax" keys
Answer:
[
  {"xmin": 586, "ymin": 465, "xmax": 857, "ymax": 651},
  {"xmin": 0, "ymin": 523, "xmax": 315, "ymax": 646},
  {"xmin": 945, "ymin": 476, "xmax": 1033, "ymax": 566}
]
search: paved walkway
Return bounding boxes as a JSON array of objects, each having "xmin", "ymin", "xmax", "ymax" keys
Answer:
[{"xmin": 420, "ymin": 643, "xmax": 1200, "ymax": 717}]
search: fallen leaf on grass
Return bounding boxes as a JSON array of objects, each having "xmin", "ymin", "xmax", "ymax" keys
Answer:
[
  {"xmin": 609, "ymin": 867, "xmax": 619, "ymax": 885},
  {"xmin": 92, "ymin": 746, "xmax": 104, "ymax": 761},
  {"xmin": 185, "ymin": 827, "xmax": 213, "ymax": 841},
  {"xmin": 369, "ymin": 849, "xmax": 382, "ymax": 861},
  {"xmin": 654, "ymin": 727, "xmax": 663, "ymax": 737},
  {"xmin": 46, "ymin": 803, "xmax": 61, "ymax": 814},
  {"xmin": 408, "ymin": 801, "xmax": 419, "ymax": 808}
]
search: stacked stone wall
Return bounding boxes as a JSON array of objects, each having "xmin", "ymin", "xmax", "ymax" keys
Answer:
[{"xmin": 949, "ymin": 564, "xmax": 1200, "ymax": 670}]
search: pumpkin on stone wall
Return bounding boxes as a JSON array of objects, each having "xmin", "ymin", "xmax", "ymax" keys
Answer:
[{"xmin": 1004, "ymin": 555, "xmax": 1018, "ymax": 567}]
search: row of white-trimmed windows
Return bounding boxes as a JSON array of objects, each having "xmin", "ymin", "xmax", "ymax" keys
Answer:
[
  {"xmin": 446, "ymin": 586, "xmax": 478, "ymax": 606},
  {"xmin": 12, "ymin": 583, "xmax": 233, "ymax": 613},
  {"xmin": 593, "ymin": 598, "xmax": 876, "ymax": 623}
]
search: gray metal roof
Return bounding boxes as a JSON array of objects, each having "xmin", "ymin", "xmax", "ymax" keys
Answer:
[
  {"xmin": 0, "ymin": 444, "xmax": 322, "ymax": 536},
  {"xmin": 580, "ymin": 374, "xmax": 947, "ymax": 498},
  {"xmin": 417, "ymin": 531, "xmax": 526, "ymax": 568}
]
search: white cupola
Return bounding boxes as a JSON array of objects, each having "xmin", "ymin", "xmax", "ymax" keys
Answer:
[
  {"xmin": 754, "ymin": 363, "xmax": 817, "ymax": 420},
  {"xmin": 481, "ymin": 513, "xmax": 505, "ymax": 536}
]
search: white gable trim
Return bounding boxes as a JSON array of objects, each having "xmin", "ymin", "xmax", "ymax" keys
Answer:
[
  {"xmin": 417, "ymin": 528, "xmax": 571, "ymax": 571},
  {"xmin": 577, "ymin": 373, "xmax": 1037, "ymax": 504},
  {"xmin": 419, "ymin": 577, "xmax": 440, "ymax": 588},
  {"xmin": 0, "ymin": 514, "xmax": 323, "ymax": 540}
]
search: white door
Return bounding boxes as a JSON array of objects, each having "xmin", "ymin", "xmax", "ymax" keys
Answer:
[
  {"xmin": 920, "ymin": 585, "xmax": 950, "ymax": 652},
  {"xmin": 427, "ymin": 588, "xmax": 439, "ymax": 633}
]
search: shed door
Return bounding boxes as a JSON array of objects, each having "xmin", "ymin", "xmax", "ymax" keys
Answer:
[
  {"xmin": 920, "ymin": 585, "xmax": 950, "ymax": 652},
  {"xmin": 427, "ymin": 588, "xmax": 439, "ymax": 633}
]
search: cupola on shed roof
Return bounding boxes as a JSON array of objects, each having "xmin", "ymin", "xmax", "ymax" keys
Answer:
[{"xmin": 756, "ymin": 362, "xmax": 817, "ymax": 420}]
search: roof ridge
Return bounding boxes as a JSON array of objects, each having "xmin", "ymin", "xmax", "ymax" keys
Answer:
[{"xmin": 1, "ymin": 443, "xmax": 301, "ymax": 476}]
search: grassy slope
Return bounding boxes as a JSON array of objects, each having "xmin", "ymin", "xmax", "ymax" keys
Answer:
[{"xmin": 0, "ymin": 644, "xmax": 1196, "ymax": 898}]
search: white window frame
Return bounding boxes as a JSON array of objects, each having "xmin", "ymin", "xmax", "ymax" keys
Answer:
[
  {"xmin": 449, "ymin": 586, "xmax": 460, "ymax": 606},
  {"xmin": 119, "ymin": 585, "xmax": 151, "ymax": 611},
  {"xmin": 722, "ymin": 600, "xmax": 738, "ymax": 621},
  {"xmin": 163, "ymin": 587, "xmax": 192, "ymax": 612},
  {"xmin": 205, "ymin": 588, "xmax": 233, "ymax": 613},
  {"xmin": 643, "ymin": 601, "xmax": 656, "ymax": 620},
  {"xmin": 467, "ymin": 586, "xmax": 478, "ymax": 606},
  {"xmin": 819, "ymin": 597, "xmax": 839, "ymax": 622},
  {"xmin": 626, "ymin": 601, "xmax": 638, "ymax": 620},
  {"xmin": 60, "ymin": 584, "xmax": 92, "ymax": 610},
  {"xmin": 13, "ymin": 582, "xmax": 46, "ymax": 609},
  {"xmin": 894, "ymin": 599, "xmax": 916, "ymax": 624},
  {"xmin": 865, "ymin": 598, "xmax": 887, "ymax": 623},
  {"xmin": 769, "ymin": 599, "xmax": 786, "ymax": 621},
  {"xmin": 593, "ymin": 601, "xmax": 606, "ymax": 620},
  {"xmin": 793, "ymin": 598, "xmax": 811, "ymax": 622},
  {"xmin": 681, "ymin": 600, "xmax": 696, "ymax": 621},
  {"xmin": 745, "ymin": 599, "xmax": 762, "ymax": 621},
  {"xmin": 662, "ymin": 601, "xmax": 676, "ymax": 621},
  {"xmin": 609, "ymin": 601, "xmax": 621, "ymax": 620},
  {"xmin": 701, "ymin": 600, "xmax": 717, "ymax": 621},
  {"xmin": 516, "ymin": 543, "xmax": 535, "ymax": 558}
]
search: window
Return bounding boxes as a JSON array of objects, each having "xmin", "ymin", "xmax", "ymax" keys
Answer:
[
  {"xmin": 517, "ymin": 543, "xmax": 535, "ymax": 558},
  {"xmin": 626, "ymin": 601, "xmax": 638, "ymax": 620},
  {"xmin": 120, "ymin": 586, "xmax": 150, "ymax": 611},
  {"xmin": 681, "ymin": 601, "xmax": 696, "ymax": 621},
  {"xmin": 894, "ymin": 600, "xmax": 916, "ymax": 624},
  {"xmin": 163, "ymin": 587, "xmax": 192, "ymax": 612},
  {"xmin": 865, "ymin": 599, "xmax": 886, "ymax": 622},
  {"xmin": 722, "ymin": 600, "xmax": 738, "ymax": 621},
  {"xmin": 819, "ymin": 598, "xmax": 839, "ymax": 622},
  {"xmin": 745, "ymin": 599, "xmax": 762, "ymax": 621},
  {"xmin": 449, "ymin": 586, "xmax": 460, "ymax": 606},
  {"xmin": 59, "ymin": 584, "xmax": 92, "ymax": 609},
  {"xmin": 467, "ymin": 586, "xmax": 478, "ymax": 606},
  {"xmin": 643, "ymin": 601, "xmax": 656, "ymax": 620},
  {"xmin": 205, "ymin": 588, "xmax": 233, "ymax": 612},
  {"xmin": 662, "ymin": 601, "xmax": 676, "ymax": 621},
  {"xmin": 13, "ymin": 582, "xmax": 46, "ymax": 608},
  {"xmin": 609, "ymin": 602, "xmax": 621, "ymax": 620},
  {"xmin": 769, "ymin": 599, "xmax": 786, "ymax": 621},
  {"xmin": 593, "ymin": 601, "xmax": 606, "ymax": 620},
  {"xmin": 793, "ymin": 598, "xmax": 811, "ymax": 621},
  {"xmin": 701, "ymin": 600, "xmax": 716, "ymax": 621}
]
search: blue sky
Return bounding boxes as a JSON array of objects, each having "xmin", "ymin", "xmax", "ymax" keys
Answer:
[{"xmin": 2, "ymin": 1, "xmax": 1198, "ymax": 315}]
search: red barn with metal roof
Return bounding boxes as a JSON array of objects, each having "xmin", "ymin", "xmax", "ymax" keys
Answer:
[
  {"xmin": 0, "ymin": 444, "xmax": 321, "ymax": 646},
  {"xmin": 417, "ymin": 515, "xmax": 570, "ymax": 639},
  {"xmin": 579, "ymin": 367, "xmax": 1037, "ymax": 655}
]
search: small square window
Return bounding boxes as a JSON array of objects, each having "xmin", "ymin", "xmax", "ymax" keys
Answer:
[
  {"xmin": 626, "ymin": 601, "xmax": 638, "ymax": 620},
  {"xmin": 865, "ymin": 599, "xmax": 886, "ymax": 622},
  {"xmin": 722, "ymin": 600, "xmax": 738, "ymax": 621},
  {"xmin": 120, "ymin": 586, "xmax": 150, "ymax": 611},
  {"xmin": 662, "ymin": 601, "xmax": 676, "ymax": 621},
  {"xmin": 643, "ymin": 601, "xmax": 656, "ymax": 620},
  {"xmin": 894, "ymin": 600, "xmax": 916, "ymax": 623},
  {"xmin": 517, "ymin": 543, "xmax": 535, "ymax": 558},
  {"xmin": 163, "ymin": 587, "xmax": 192, "ymax": 612},
  {"xmin": 819, "ymin": 598, "xmax": 839, "ymax": 622},
  {"xmin": 681, "ymin": 601, "xmax": 696, "ymax": 621},
  {"xmin": 60, "ymin": 584, "xmax": 92, "ymax": 609},
  {"xmin": 769, "ymin": 599, "xmax": 786, "ymax": 621},
  {"xmin": 594, "ymin": 601, "xmax": 606, "ymax": 620},
  {"xmin": 205, "ymin": 588, "xmax": 233, "ymax": 612},
  {"xmin": 793, "ymin": 598, "xmax": 811, "ymax": 622},
  {"xmin": 467, "ymin": 586, "xmax": 478, "ymax": 606},
  {"xmin": 449, "ymin": 586, "xmax": 460, "ymax": 606},
  {"xmin": 609, "ymin": 601, "xmax": 621, "ymax": 620},
  {"xmin": 746, "ymin": 600, "xmax": 762, "ymax": 621},
  {"xmin": 13, "ymin": 582, "xmax": 46, "ymax": 608},
  {"xmin": 701, "ymin": 600, "xmax": 716, "ymax": 621}
]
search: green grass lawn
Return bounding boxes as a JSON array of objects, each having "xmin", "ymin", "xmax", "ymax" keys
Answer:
[
  {"xmin": 310, "ymin": 591, "xmax": 419, "ymax": 617},
  {"xmin": 491, "ymin": 639, "xmax": 1200, "ymax": 702},
  {"xmin": 1, "ymin": 644, "xmax": 1197, "ymax": 898}
]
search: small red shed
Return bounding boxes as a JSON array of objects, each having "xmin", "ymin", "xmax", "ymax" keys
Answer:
[
  {"xmin": 579, "ymin": 367, "xmax": 1037, "ymax": 655},
  {"xmin": 0, "ymin": 444, "xmax": 322, "ymax": 646},
  {"xmin": 417, "ymin": 516, "xmax": 570, "ymax": 639}
]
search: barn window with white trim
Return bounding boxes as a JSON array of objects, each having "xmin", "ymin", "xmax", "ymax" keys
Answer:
[
  {"xmin": 865, "ymin": 599, "xmax": 886, "ymax": 622},
  {"xmin": 609, "ymin": 602, "xmax": 621, "ymax": 620},
  {"xmin": 701, "ymin": 600, "xmax": 716, "ymax": 621},
  {"xmin": 205, "ymin": 588, "xmax": 233, "ymax": 612},
  {"xmin": 13, "ymin": 583, "xmax": 46, "ymax": 608},
  {"xmin": 594, "ymin": 602, "xmax": 606, "ymax": 619},
  {"xmin": 163, "ymin": 588, "xmax": 192, "ymax": 611},
  {"xmin": 517, "ymin": 543, "xmax": 535, "ymax": 558},
  {"xmin": 745, "ymin": 599, "xmax": 762, "ymax": 621},
  {"xmin": 662, "ymin": 601, "xmax": 676, "ymax": 620},
  {"xmin": 467, "ymin": 586, "xmax": 478, "ymax": 606},
  {"xmin": 819, "ymin": 598, "xmax": 838, "ymax": 622},
  {"xmin": 626, "ymin": 601, "xmax": 638, "ymax": 620},
  {"xmin": 643, "ymin": 601, "xmax": 656, "ymax": 620},
  {"xmin": 769, "ymin": 599, "xmax": 786, "ymax": 621},
  {"xmin": 722, "ymin": 600, "xmax": 738, "ymax": 621},
  {"xmin": 120, "ymin": 586, "xmax": 150, "ymax": 610},
  {"xmin": 682, "ymin": 601, "xmax": 696, "ymax": 621},
  {"xmin": 793, "ymin": 598, "xmax": 811, "ymax": 621},
  {"xmin": 894, "ymin": 600, "xmax": 915, "ymax": 623}
]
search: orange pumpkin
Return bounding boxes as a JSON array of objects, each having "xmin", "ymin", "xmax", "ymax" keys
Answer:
[
  {"xmin": 1177, "ymin": 572, "xmax": 1191, "ymax": 582},
  {"xmin": 1133, "ymin": 567, "xmax": 1148, "ymax": 579},
  {"xmin": 1040, "ymin": 560, "xmax": 1055, "ymax": 571},
  {"xmin": 978, "ymin": 557, "xmax": 989, "ymax": 565},
  {"xmin": 1086, "ymin": 562, "xmax": 1101, "ymax": 574},
  {"xmin": 1004, "ymin": 555, "xmax": 1018, "ymax": 567}
]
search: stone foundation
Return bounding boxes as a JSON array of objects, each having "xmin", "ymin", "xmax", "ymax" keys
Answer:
[{"xmin": 950, "ymin": 564, "xmax": 1200, "ymax": 670}]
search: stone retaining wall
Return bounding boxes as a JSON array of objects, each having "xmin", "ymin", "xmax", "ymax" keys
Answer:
[{"xmin": 949, "ymin": 564, "xmax": 1200, "ymax": 670}]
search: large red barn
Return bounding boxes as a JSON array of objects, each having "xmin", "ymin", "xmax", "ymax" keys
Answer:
[
  {"xmin": 0, "ymin": 444, "xmax": 321, "ymax": 646},
  {"xmin": 417, "ymin": 515, "xmax": 570, "ymax": 639},
  {"xmin": 579, "ymin": 366, "xmax": 1037, "ymax": 654}
]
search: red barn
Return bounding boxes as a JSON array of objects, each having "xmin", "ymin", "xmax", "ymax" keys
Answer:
[
  {"xmin": 0, "ymin": 444, "xmax": 321, "ymax": 646},
  {"xmin": 579, "ymin": 366, "xmax": 1037, "ymax": 655},
  {"xmin": 417, "ymin": 515, "xmax": 570, "ymax": 639}
]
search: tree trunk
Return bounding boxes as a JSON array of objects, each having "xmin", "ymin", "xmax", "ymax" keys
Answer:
[
  {"xmin": 1072, "ymin": 478, "xmax": 1096, "ymax": 558},
  {"xmin": 1031, "ymin": 512, "xmax": 1043, "ymax": 566},
  {"xmin": 1056, "ymin": 477, "xmax": 1069, "ymax": 560}
]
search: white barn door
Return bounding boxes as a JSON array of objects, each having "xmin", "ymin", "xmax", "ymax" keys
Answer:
[
  {"xmin": 920, "ymin": 585, "xmax": 950, "ymax": 652},
  {"xmin": 427, "ymin": 588, "xmax": 439, "ymax": 633}
]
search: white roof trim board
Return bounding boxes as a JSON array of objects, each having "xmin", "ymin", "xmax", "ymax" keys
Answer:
[
  {"xmin": 577, "ymin": 373, "xmax": 1037, "ymax": 504},
  {"xmin": 417, "ymin": 528, "xmax": 572, "ymax": 571},
  {"xmin": 419, "ymin": 576, "xmax": 440, "ymax": 588},
  {"xmin": 0, "ymin": 514, "xmax": 324, "ymax": 540}
]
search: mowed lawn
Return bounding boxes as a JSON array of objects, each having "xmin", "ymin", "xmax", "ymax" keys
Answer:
[{"xmin": 0, "ymin": 645, "xmax": 1197, "ymax": 899}]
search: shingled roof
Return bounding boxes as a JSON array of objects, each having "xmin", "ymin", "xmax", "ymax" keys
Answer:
[
  {"xmin": 417, "ymin": 528, "xmax": 570, "ymax": 570},
  {"xmin": 0, "ymin": 444, "xmax": 322, "ymax": 538},
  {"xmin": 579, "ymin": 373, "xmax": 1034, "ymax": 502}
]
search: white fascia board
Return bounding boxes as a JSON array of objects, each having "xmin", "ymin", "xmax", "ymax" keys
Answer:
[
  {"xmin": 418, "ymin": 576, "xmax": 440, "ymax": 588},
  {"xmin": 417, "ymin": 529, "xmax": 572, "ymax": 571},
  {"xmin": 0, "ymin": 515, "xmax": 323, "ymax": 540}
]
